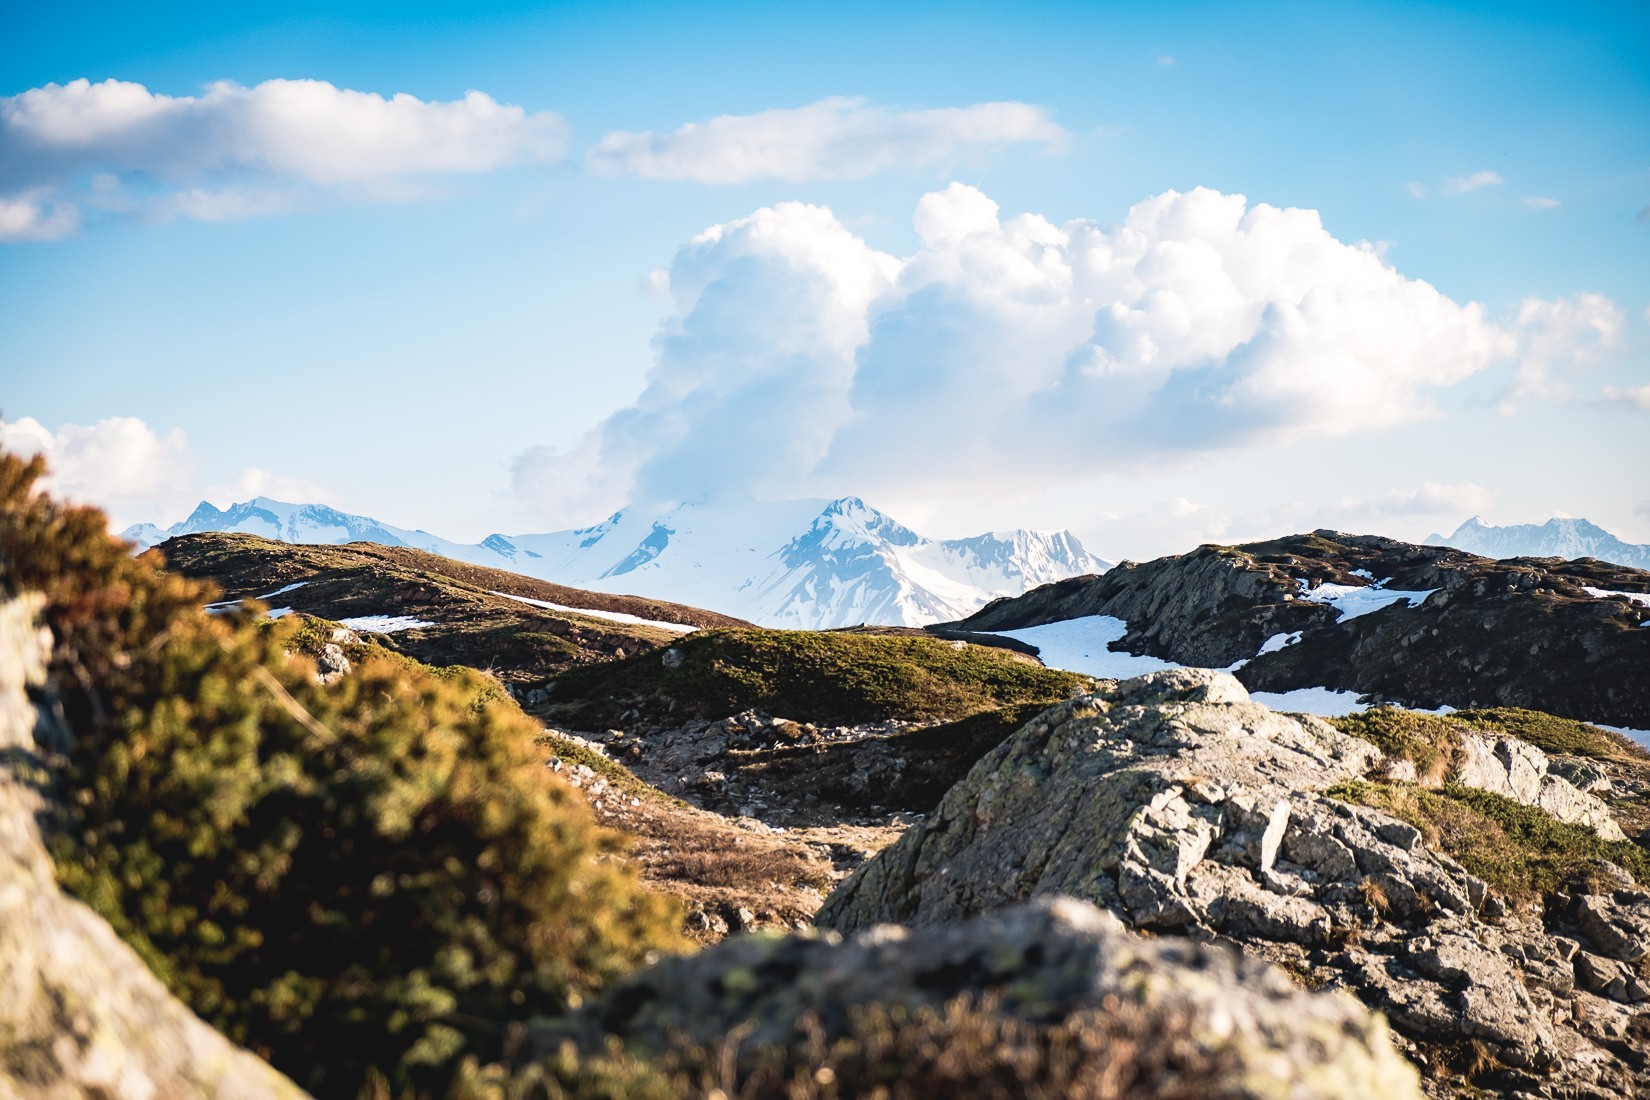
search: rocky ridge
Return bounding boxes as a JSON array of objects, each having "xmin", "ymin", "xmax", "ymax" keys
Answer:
[
  {"xmin": 819, "ymin": 668, "xmax": 1650, "ymax": 1096},
  {"xmin": 950, "ymin": 530, "xmax": 1650, "ymax": 728}
]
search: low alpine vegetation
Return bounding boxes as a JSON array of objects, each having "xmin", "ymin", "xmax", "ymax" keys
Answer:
[
  {"xmin": 548, "ymin": 628, "xmax": 1090, "ymax": 729},
  {"xmin": 1325, "ymin": 780, "xmax": 1650, "ymax": 904},
  {"xmin": 1, "ymin": 451, "xmax": 685, "ymax": 1098}
]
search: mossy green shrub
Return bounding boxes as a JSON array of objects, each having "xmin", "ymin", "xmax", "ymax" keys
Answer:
[
  {"xmin": 1326, "ymin": 780, "xmax": 1650, "ymax": 905},
  {"xmin": 0, "ymin": 452, "xmax": 684, "ymax": 1098},
  {"xmin": 1327, "ymin": 708, "xmax": 1465, "ymax": 782},
  {"xmin": 551, "ymin": 629, "xmax": 1089, "ymax": 728},
  {"xmin": 1330, "ymin": 704, "xmax": 1648, "ymax": 780}
]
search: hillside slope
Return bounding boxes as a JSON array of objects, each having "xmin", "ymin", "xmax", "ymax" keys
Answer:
[{"xmin": 154, "ymin": 532, "xmax": 752, "ymax": 684}]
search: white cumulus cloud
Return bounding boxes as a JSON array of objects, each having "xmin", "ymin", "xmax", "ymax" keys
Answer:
[
  {"xmin": 515, "ymin": 184, "xmax": 1598, "ymax": 522},
  {"xmin": 0, "ymin": 77, "xmax": 568, "ymax": 239},
  {"xmin": 588, "ymin": 97, "xmax": 1067, "ymax": 183},
  {"xmin": 0, "ymin": 415, "xmax": 192, "ymax": 527},
  {"xmin": 0, "ymin": 415, "xmax": 347, "ymax": 530}
]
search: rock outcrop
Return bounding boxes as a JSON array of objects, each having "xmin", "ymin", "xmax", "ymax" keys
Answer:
[
  {"xmin": 532, "ymin": 895, "xmax": 1422, "ymax": 1099},
  {"xmin": 947, "ymin": 531, "xmax": 1650, "ymax": 727},
  {"xmin": 0, "ymin": 595, "xmax": 306, "ymax": 1100},
  {"xmin": 818, "ymin": 669, "xmax": 1650, "ymax": 1096},
  {"xmin": 1453, "ymin": 730, "xmax": 1626, "ymax": 840}
]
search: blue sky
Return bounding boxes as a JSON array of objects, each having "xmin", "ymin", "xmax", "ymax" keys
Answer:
[{"xmin": 2, "ymin": 0, "xmax": 1647, "ymax": 558}]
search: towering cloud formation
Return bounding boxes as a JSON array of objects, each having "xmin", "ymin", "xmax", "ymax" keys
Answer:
[
  {"xmin": 518, "ymin": 184, "xmax": 1576, "ymax": 523},
  {"xmin": 0, "ymin": 78, "xmax": 568, "ymax": 239}
]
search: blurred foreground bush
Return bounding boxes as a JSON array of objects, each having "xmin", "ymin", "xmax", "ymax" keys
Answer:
[{"xmin": 0, "ymin": 452, "xmax": 683, "ymax": 1097}]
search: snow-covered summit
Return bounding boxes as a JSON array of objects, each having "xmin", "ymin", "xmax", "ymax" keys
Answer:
[
  {"xmin": 124, "ymin": 494, "xmax": 1110, "ymax": 629},
  {"xmin": 123, "ymin": 497, "xmax": 484, "ymax": 562},
  {"xmin": 1427, "ymin": 516, "xmax": 1650, "ymax": 570}
]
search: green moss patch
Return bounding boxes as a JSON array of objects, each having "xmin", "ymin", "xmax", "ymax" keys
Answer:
[
  {"xmin": 1447, "ymin": 706, "xmax": 1649, "ymax": 761},
  {"xmin": 1326, "ymin": 780, "xmax": 1650, "ymax": 904},
  {"xmin": 1327, "ymin": 709, "xmax": 1465, "ymax": 781},
  {"xmin": 549, "ymin": 629, "xmax": 1090, "ymax": 729}
]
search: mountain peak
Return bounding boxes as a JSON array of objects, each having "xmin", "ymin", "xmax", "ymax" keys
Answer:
[
  {"xmin": 1431, "ymin": 515, "xmax": 1650, "ymax": 570},
  {"xmin": 124, "ymin": 493, "xmax": 1109, "ymax": 628}
]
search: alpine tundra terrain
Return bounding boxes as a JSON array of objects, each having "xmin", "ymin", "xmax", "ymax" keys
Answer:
[{"xmin": 7, "ymin": 461, "xmax": 1650, "ymax": 1099}]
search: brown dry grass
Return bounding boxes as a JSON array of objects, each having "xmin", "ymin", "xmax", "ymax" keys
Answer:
[
  {"xmin": 457, "ymin": 995, "xmax": 1245, "ymax": 1100},
  {"xmin": 544, "ymin": 733, "xmax": 899, "ymax": 943}
]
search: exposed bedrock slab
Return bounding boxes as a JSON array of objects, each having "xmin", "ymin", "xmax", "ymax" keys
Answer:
[{"xmin": 818, "ymin": 669, "xmax": 1649, "ymax": 1096}]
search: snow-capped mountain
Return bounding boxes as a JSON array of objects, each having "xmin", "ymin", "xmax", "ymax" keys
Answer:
[
  {"xmin": 124, "ymin": 498, "xmax": 490, "ymax": 562},
  {"xmin": 1426, "ymin": 516, "xmax": 1650, "ymax": 570},
  {"xmin": 126, "ymin": 495, "xmax": 1110, "ymax": 629}
]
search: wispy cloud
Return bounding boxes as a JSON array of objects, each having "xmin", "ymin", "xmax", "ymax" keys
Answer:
[
  {"xmin": 1405, "ymin": 181, "xmax": 1429, "ymax": 200},
  {"xmin": 1442, "ymin": 169, "xmax": 1504, "ymax": 195},
  {"xmin": 0, "ymin": 191, "xmax": 80, "ymax": 241},
  {"xmin": 1601, "ymin": 384, "xmax": 1650, "ymax": 412},
  {"xmin": 588, "ymin": 96, "xmax": 1068, "ymax": 183},
  {"xmin": 1500, "ymin": 292, "xmax": 1625, "ymax": 412},
  {"xmin": 1522, "ymin": 195, "xmax": 1561, "ymax": 210},
  {"xmin": 0, "ymin": 78, "xmax": 568, "ymax": 240}
]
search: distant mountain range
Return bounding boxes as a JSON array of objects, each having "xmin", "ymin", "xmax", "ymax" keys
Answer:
[
  {"xmin": 1427, "ymin": 516, "xmax": 1650, "ymax": 570},
  {"xmin": 125, "ymin": 496, "xmax": 1110, "ymax": 629}
]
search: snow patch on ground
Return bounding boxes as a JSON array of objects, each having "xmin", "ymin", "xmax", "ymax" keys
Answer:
[
  {"xmin": 1247, "ymin": 686, "xmax": 1368, "ymax": 717},
  {"xmin": 265, "ymin": 607, "xmax": 294, "ymax": 619},
  {"xmin": 1597, "ymin": 723, "xmax": 1650, "ymax": 750},
  {"xmin": 1258, "ymin": 631, "xmax": 1302, "ymax": 655},
  {"xmin": 1297, "ymin": 578, "xmax": 1435, "ymax": 621},
  {"xmin": 1582, "ymin": 586, "xmax": 1650, "ymax": 609},
  {"xmin": 990, "ymin": 616, "xmax": 1179, "ymax": 680},
  {"xmin": 257, "ymin": 581, "xmax": 310, "ymax": 599},
  {"xmin": 992, "ymin": 616, "xmax": 1366, "ymax": 718},
  {"xmin": 996, "ymin": 608, "xmax": 1637, "ymax": 731},
  {"xmin": 339, "ymin": 615, "xmax": 434, "ymax": 633},
  {"xmin": 488, "ymin": 590, "xmax": 696, "ymax": 634}
]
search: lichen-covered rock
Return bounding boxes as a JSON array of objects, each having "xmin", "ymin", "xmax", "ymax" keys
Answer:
[
  {"xmin": 1454, "ymin": 732, "xmax": 1626, "ymax": 840},
  {"xmin": 0, "ymin": 595, "xmax": 307, "ymax": 1100},
  {"xmin": 818, "ymin": 669, "xmax": 1647, "ymax": 1096},
  {"xmin": 531, "ymin": 896, "xmax": 1422, "ymax": 1100}
]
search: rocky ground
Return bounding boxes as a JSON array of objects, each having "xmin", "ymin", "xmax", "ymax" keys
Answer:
[
  {"xmin": 526, "ymin": 896, "xmax": 1424, "ymax": 1099},
  {"xmin": 819, "ymin": 668, "xmax": 1650, "ymax": 1097}
]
